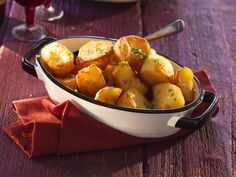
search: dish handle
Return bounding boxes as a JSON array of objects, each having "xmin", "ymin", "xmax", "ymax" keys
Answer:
[
  {"xmin": 168, "ymin": 91, "xmax": 219, "ymax": 130},
  {"xmin": 22, "ymin": 37, "xmax": 56, "ymax": 78}
]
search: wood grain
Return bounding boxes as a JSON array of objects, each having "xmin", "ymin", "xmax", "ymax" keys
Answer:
[
  {"xmin": 0, "ymin": 1, "xmax": 144, "ymax": 177},
  {"xmin": 0, "ymin": 0, "xmax": 13, "ymax": 46},
  {"xmin": 0, "ymin": 0, "xmax": 235, "ymax": 177},
  {"xmin": 142, "ymin": 0, "xmax": 235, "ymax": 177}
]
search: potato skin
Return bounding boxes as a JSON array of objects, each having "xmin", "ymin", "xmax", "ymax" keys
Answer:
[
  {"xmin": 103, "ymin": 64, "xmax": 117, "ymax": 86},
  {"xmin": 113, "ymin": 35, "xmax": 151, "ymax": 66},
  {"xmin": 41, "ymin": 42, "xmax": 74, "ymax": 77},
  {"xmin": 175, "ymin": 67, "xmax": 194, "ymax": 103},
  {"xmin": 153, "ymin": 83, "xmax": 185, "ymax": 109},
  {"xmin": 76, "ymin": 65, "xmax": 106, "ymax": 97},
  {"xmin": 117, "ymin": 88, "xmax": 149, "ymax": 109},
  {"xmin": 95, "ymin": 86, "xmax": 122, "ymax": 105},
  {"xmin": 76, "ymin": 40, "xmax": 113, "ymax": 69},
  {"xmin": 112, "ymin": 61, "xmax": 148, "ymax": 94},
  {"xmin": 56, "ymin": 74, "xmax": 77, "ymax": 90},
  {"xmin": 140, "ymin": 54, "xmax": 174, "ymax": 86}
]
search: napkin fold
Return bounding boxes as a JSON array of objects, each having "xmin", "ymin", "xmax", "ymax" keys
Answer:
[{"xmin": 3, "ymin": 70, "xmax": 220, "ymax": 158}]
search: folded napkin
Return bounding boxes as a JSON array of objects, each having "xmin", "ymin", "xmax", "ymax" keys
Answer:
[{"xmin": 3, "ymin": 70, "xmax": 220, "ymax": 158}]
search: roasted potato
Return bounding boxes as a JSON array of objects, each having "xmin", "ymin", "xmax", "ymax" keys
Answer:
[
  {"xmin": 117, "ymin": 88, "xmax": 149, "ymax": 109},
  {"xmin": 76, "ymin": 40, "xmax": 113, "ymax": 69},
  {"xmin": 76, "ymin": 64, "xmax": 106, "ymax": 97},
  {"xmin": 175, "ymin": 67, "xmax": 194, "ymax": 103},
  {"xmin": 113, "ymin": 35, "xmax": 151, "ymax": 66},
  {"xmin": 113, "ymin": 61, "xmax": 148, "ymax": 94},
  {"xmin": 41, "ymin": 42, "xmax": 74, "ymax": 77},
  {"xmin": 95, "ymin": 86, "xmax": 122, "ymax": 104},
  {"xmin": 57, "ymin": 74, "xmax": 77, "ymax": 90},
  {"xmin": 140, "ymin": 54, "xmax": 174, "ymax": 86},
  {"xmin": 103, "ymin": 64, "xmax": 117, "ymax": 86},
  {"xmin": 153, "ymin": 83, "xmax": 185, "ymax": 109}
]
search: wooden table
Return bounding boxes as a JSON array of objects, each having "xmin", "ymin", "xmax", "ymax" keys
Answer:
[{"xmin": 0, "ymin": 0, "xmax": 235, "ymax": 176}]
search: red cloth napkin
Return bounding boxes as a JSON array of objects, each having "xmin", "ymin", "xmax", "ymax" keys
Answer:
[{"xmin": 3, "ymin": 70, "xmax": 220, "ymax": 158}]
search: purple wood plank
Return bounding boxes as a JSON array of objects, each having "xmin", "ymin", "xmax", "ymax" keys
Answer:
[
  {"xmin": 142, "ymin": 0, "xmax": 235, "ymax": 177},
  {"xmin": 0, "ymin": 1, "xmax": 144, "ymax": 177},
  {"xmin": 0, "ymin": 0, "xmax": 13, "ymax": 45}
]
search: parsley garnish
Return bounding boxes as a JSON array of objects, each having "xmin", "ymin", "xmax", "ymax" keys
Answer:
[
  {"xmin": 126, "ymin": 92, "xmax": 135, "ymax": 98},
  {"xmin": 168, "ymin": 88, "xmax": 175, "ymax": 97},
  {"xmin": 119, "ymin": 61, "xmax": 129, "ymax": 67},
  {"xmin": 131, "ymin": 47, "xmax": 148, "ymax": 59},
  {"xmin": 90, "ymin": 63, "xmax": 97, "ymax": 67},
  {"xmin": 154, "ymin": 59, "xmax": 160, "ymax": 64},
  {"xmin": 96, "ymin": 48, "xmax": 105, "ymax": 54},
  {"xmin": 168, "ymin": 88, "xmax": 174, "ymax": 93}
]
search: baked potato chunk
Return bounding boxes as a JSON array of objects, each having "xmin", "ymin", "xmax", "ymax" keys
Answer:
[
  {"xmin": 117, "ymin": 88, "xmax": 149, "ymax": 109},
  {"xmin": 113, "ymin": 61, "xmax": 148, "ymax": 94},
  {"xmin": 95, "ymin": 86, "xmax": 122, "ymax": 104},
  {"xmin": 76, "ymin": 40, "xmax": 113, "ymax": 69},
  {"xmin": 153, "ymin": 83, "xmax": 185, "ymax": 109},
  {"xmin": 41, "ymin": 42, "xmax": 74, "ymax": 77},
  {"xmin": 57, "ymin": 74, "xmax": 77, "ymax": 90},
  {"xmin": 175, "ymin": 67, "xmax": 194, "ymax": 103},
  {"xmin": 113, "ymin": 35, "xmax": 151, "ymax": 66},
  {"xmin": 103, "ymin": 64, "xmax": 117, "ymax": 86},
  {"xmin": 76, "ymin": 64, "xmax": 106, "ymax": 97},
  {"xmin": 140, "ymin": 54, "xmax": 174, "ymax": 86}
]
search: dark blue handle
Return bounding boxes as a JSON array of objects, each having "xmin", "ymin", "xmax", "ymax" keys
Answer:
[
  {"xmin": 22, "ymin": 37, "xmax": 56, "ymax": 77},
  {"xmin": 175, "ymin": 91, "xmax": 219, "ymax": 130}
]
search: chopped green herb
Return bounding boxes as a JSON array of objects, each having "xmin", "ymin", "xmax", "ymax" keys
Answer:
[
  {"xmin": 90, "ymin": 63, "xmax": 97, "ymax": 67},
  {"xmin": 154, "ymin": 59, "xmax": 160, "ymax": 64},
  {"xmin": 119, "ymin": 61, "xmax": 129, "ymax": 67},
  {"xmin": 168, "ymin": 88, "xmax": 174, "ymax": 93},
  {"xmin": 174, "ymin": 98, "xmax": 177, "ymax": 101},
  {"xmin": 126, "ymin": 92, "xmax": 135, "ymax": 98},
  {"xmin": 131, "ymin": 47, "xmax": 148, "ymax": 60},
  {"xmin": 171, "ymin": 92, "xmax": 175, "ymax": 96},
  {"xmin": 143, "ymin": 53, "xmax": 149, "ymax": 59},
  {"xmin": 96, "ymin": 48, "xmax": 105, "ymax": 54},
  {"xmin": 131, "ymin": 47, "xmax": 142, "ymax": 54},
  {"xmin": 67, "ymin": 53, "xmax": 73, "ymax": 57}
]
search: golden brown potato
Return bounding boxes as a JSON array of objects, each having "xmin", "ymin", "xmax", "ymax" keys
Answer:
[
  {"xmin": 76, "ymin": 40, "xmax": 113, "ymax": 69},
  {"xmin": 117, "ymin": 88, "xmax": 149, "ymax": 109},
  {"xmin": 153, "ymin": 83, "xmax": 185, "ymax": 109},
  {"xmin": 140, "ymin": 54, "xmax": 174, "ymax": 86},
  {"xmin": 103, "ymin": 64, "xmax": 117, "ymax": 86},
  {"xmin": 113, "ymin": 35, "xmax": 151, "ymax": 66},
  {"xmin": 128, "ymin": 76, "xmax": 148, "ymax": 95},
  {"xmin": 57, "ymin": 74, "xmax": 77, "ymax": 90},
  {"xmin": 76, "ymin": 64, "xmax": 106, "ymax": 97},
  {"xmin": 175, "ymin": 67, "xmax": 194, "ymax": 103},
  {"xmin": 112, "ymin": 61, "xmax": 134, "ymax": 86},
  {"xmin": 41, "ymin": 42, "xmax": 74, "ymax": 77},
  {"xmin": 113, "ymin": 61, "xmax": 148, "ymax": 94},
  {"xmin": 95, "ymin": 86, "xmax": 122, "ymax": 104}
]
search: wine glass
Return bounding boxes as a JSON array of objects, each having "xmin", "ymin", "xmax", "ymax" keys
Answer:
[
  {"xmin": 35, "ymin": 0, "xmax": 64, "ymax": 21},
  {"xmin": 12, "ymin": 0, "xmax": 47, "ymax": 42}
]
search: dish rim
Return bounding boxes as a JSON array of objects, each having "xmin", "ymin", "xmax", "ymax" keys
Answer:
[{"xmin": 36, "ymin": 35, "xmax": 204, "ymax": 114}]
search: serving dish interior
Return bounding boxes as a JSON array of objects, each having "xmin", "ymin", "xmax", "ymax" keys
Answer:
[{"xmin": 36, "ymin": 36, "xmax": 203, "ymax": 113}]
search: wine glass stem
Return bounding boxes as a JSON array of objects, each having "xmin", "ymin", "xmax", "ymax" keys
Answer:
[
  {"xmin": 25, "ymin": 7, "xmax": 35, "ymax": 29},
  {"xmin": 44, "ymin": 0, "xmax": 52, "ymax": 8}
]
